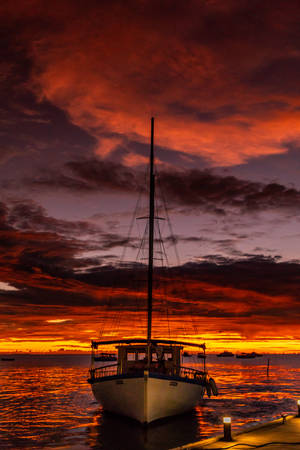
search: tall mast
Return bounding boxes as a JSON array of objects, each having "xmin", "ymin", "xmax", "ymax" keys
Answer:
[{"xmin": 147, "ymin": 117, "xmax": 155, "ymax": 342}]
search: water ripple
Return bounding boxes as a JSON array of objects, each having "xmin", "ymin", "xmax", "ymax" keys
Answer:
[{"xmin": 0, "ymin": 354, "xmax": 299, "ymax": 449}]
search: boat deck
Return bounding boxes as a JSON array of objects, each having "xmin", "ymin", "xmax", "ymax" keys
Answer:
[
  {"xmin": 88, "ymin": 364, "xmax": 207, "ymax": 386},
  {"xmin": 170, "ymin": 415, "xmax": 300, "ymax": 450}
]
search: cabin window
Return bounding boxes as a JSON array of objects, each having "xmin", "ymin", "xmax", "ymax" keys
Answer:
[
  {"xmin": 137, "ymin": 352, "xmax": 146, "ymax": 360},
  {"xmin": 164, "ymin": 353, "xmax": 173, "ymax": 361},
  {"xmin": 127, "ymin": 352, "xmax": 136, "ymax": 361},
  {"xmin": 151, "ymin": 352, "xmax": 158, "ymax": 361}
]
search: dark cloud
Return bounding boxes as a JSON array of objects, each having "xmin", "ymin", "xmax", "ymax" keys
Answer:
[
  {"xmin": 249, "ymin": 57, "xmax": 300, "ymax": 95},
  {"xmin": 0, "ymin": 199, "xmax": 138, "ymax": 281},
  {"xmin": 0, "ymin": 28, "xmax": 96, "ymax": 184},
  {"xmin": 178, "ymin": 256, "xmax": 297, "ymax": 298},
  {"xmin": 98, "ymin": 233, "xmax": 135, "ymax": 251},
  {"xmin": 26, "ymin": 159, "xmax": 141, "ymax": 193},
  {"xmin": 168, "ymin": 102, "xmax": 238, "ymax": 123},
  {"xmin": 77, "ymin": 255, "xmax": 300, "ymax": 318},
  {"xmin": 0, "ymin": 228, "xmax": 83, "ymax": 278},
  {"xmin": 159, "ymin": 170, "xmax": 300, "ymax": 213},
  {"xmin": 24, "ymin": 159, "xmax": 300, "ymax": 214},
  {"xmin": 7, "ymin": 200, "xmax": 101, "ymax": 236},
  {"xmin": 223, "ymin": 142, "xmax": 300, "ymax": 189},
  {"xmin": 66, "ymin": 160, "xmax": 140, "ymax": 193}
]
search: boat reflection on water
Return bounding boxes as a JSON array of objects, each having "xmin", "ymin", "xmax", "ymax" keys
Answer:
[{"xmin": 87, "ymin": 408, "xmax": 202, "ymax": 450}]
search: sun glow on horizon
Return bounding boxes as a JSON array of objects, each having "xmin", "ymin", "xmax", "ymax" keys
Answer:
[
  {"xmin": 0, "ymin": 332, "xmax": 299, "ymax": 354},
  {"xmin": 46, "ymin": 319, "xmax": 73, "ymax": 324}
]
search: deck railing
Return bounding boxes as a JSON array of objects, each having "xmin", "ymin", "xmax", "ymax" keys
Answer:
[
  {"xmin": 89, "ymin": 363, "xmax": 206, "ymax": 384},
  {"xmin": 177, "ymin": 366, "xmax": 206, "ymax": 383},
  {"xmin": 89, "ymin": 364, "xmax": 118, "ymax": 380}
]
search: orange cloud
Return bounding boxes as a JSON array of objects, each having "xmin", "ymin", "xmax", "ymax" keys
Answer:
[{"xmin": 2, "ymin": 0, "xmax": 298, "ymax": 166}]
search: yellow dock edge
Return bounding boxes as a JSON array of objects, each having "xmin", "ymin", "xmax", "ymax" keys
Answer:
[{"xmin": 169, "ymin": 414, "xmax": 297, "ymax": 450}]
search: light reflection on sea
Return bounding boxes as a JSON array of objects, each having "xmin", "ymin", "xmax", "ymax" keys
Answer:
[{"xmin": 0, "ymin": 354, "xmax": 299, "ymax": 449}]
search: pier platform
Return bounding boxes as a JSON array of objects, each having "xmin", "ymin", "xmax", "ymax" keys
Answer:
[{"xmin": 171, "ymin": 415, "xmax": 300, "ymax": 450}]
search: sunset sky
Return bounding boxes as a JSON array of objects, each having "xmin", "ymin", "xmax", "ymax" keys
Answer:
[{"xmin": 1, "ymin": 0, "xmax": 300, "ymax": 353}]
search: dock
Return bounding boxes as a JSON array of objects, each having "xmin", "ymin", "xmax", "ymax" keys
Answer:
[{"xmin": 170, "ymin": 415, "xmax": 300, "ymax": 450}]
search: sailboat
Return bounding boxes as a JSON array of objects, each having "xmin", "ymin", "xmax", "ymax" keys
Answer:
[{"xmin": 88, "ymin": 118, "xmax": 218, "ymax": 424}]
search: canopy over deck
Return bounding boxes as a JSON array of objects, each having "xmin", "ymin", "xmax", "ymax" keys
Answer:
[{"xmin": 91, "ymin": 338, "xmax": 206, "ymax": 350}]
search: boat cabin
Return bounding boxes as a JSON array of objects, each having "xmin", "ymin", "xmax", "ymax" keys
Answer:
[
  {"xmin": 91, "ymin": 338, "xmax": 206, "ymax": 379},
  {"xmin": 90, "ymin": 338, "xmax": 207, "ymax": 386},
  {"xmin": 117, "ymin": 343, "xmax": 182, "ymax": 376}
]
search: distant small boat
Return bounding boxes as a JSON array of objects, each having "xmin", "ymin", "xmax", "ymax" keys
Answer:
[
  {"xmin": 217, "ymin": 351, "xmax": 234, "ymax": 357},
  {"xmin": 183, "ymin": 351, "xmax": 191, "ymax": 357},
  {"xmin": 94, "ymin": 353, "xmax": 117, "ymax": 362},
  {"xmin": 236, "ymin": 352, "xmax": 262, "ymax": 359},
  {"xmin": 1, "ymin": 357, "xmax": 15, "ymax": 361},
  {"xmin": 197, "ymin": 352, "xmax": 206, "ymax": 359}
]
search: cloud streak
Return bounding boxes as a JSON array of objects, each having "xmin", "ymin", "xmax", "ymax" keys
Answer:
[
  {"xmin": 1, "ymin": 254, "xmax": 300, "ymax": 351},
  {"xmin": 26, "ymin": 159, "xmax": 300, "ymax": 215}
]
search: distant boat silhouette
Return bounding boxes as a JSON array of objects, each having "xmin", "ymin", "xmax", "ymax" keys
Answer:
[
  {"xmin": 217, "ymin": 351, "xmax": 234, "ymax": 357},
  {"xmin": 94, "ymin": 353, "xmax": 117, "ymax": 362},
  {"xmin": 236, "ymin": 352, "xmax": 262, "ymax": 359},
  {"xmin": 1, "ymin": 357, "xmax": 15, "ymax": 361}
]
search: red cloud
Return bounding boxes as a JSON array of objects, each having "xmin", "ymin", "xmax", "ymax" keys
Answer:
[{"xmin": 3, "ymin": 0, "xmax": 300, "ymax": 167}]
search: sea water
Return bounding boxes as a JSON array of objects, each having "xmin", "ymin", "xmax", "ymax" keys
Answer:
[{"xmin": 0, "ymin": 353, "xmax": 299, "ymax": 449}]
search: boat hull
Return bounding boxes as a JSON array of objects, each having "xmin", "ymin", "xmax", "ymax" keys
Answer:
[{"xmin": 90, "ymin": 371, "xmax": 204, "ymax": 423}]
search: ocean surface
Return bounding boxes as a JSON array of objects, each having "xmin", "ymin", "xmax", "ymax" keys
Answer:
[{"xmin": 0, "ymin": 353, "xmax": 299, "ymax": 449}]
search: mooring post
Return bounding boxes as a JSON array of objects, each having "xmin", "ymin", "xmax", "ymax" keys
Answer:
[{"xmin": 223, "ymin": 417, "xmax": 232, "ymax": 441}]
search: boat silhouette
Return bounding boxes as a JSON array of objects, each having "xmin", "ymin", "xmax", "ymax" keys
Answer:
[
  {"xmin": 217, "ymin": 351, "xmax": 234, "ymax": 357},
  {"xmin": 88, "ymin": 118, "xmax": 218, "ymax": 424},
  {"xmin": 236, "ymin": 352, "xmax": 262, "ymax": 359}
]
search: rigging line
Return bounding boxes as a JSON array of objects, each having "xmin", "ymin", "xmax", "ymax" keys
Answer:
[
  {"xmin": 136, "ymin": 220, "xmax": 149, "ymax": 262},
  {"xmin": 101, "ymin": 177, "xmax": 148, "ymax": 340},
  {"xmin": 156, "ymin": 177, "xmax": 191, "ymax": 340},
  {"xmin": 157, "ymin": 175, "xmax": 180, "ymax": 265},
  {"xmin": 131, "ymin": 168, "xmax": 151, "ymax": 339},
  {"xmin": 97, "ymin": 267, "xmax": 117, "ymax": 340},
  {"xmin": 160, "ymin": 267, "xmax": 172, "ymax": 340},
  {"xmin": 157, "ymin": 189, "xmax": 171, "ymax": 337},
  {"xmin": 102, "ymin": 265, "xmax": 133, "ymax": 339},
  {"xmin": 133, "ymin": 222, "xmax": 149, "ymax": 338},
  {"xmin": 120, "ymin": 188, "xmax": 143, "ymax": 264},
  {"xmin": 114, "ymin": 251, "xmax": 146, "ymax": 338},
  {"xmin": 113, "ymin": 274, "xmax": 146, "ymax": 340},
  {"xmin": 158, "ymin": 175, "xmax": 200, "ymax": 337},
  {"xmin": 107, "ymin": 163, "xmax": 149, "ymax": 340},
  {"xmin": 155, "ymin": 209, "xmax": 189, "ymax": 340},
  {"xmin": 133, "ymin": 191, "xmax": 152, "ymax": 337},
  {"xmin": 155, "ymin": 217, "xmax": 171, "ymax": 339}
]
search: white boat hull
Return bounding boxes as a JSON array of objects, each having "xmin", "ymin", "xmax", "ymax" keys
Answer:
[{"xmin": 91, "ymin": 371, "xmax": 204, "ymax": 423}]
